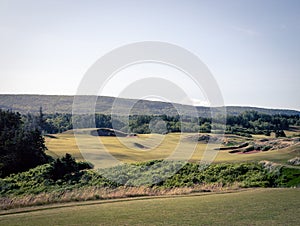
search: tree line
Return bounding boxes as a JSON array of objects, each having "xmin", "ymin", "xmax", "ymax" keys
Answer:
[{"xmin": 40, "ymin": 110, "xmax": 300, "ymax": 137}]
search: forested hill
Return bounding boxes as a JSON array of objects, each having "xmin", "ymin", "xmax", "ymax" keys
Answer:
[{"xmin": 0, "ymin": 94, "xmax": 299, "ymax": 117}]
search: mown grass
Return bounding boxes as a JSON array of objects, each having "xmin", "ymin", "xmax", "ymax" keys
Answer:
[
  {"xmin": 0, "ymin": 188, "xmax": 299, "ymax": 225},
  {"xmin": 45, "ymin": 131, "xmax": 300, "ymax": 165}
]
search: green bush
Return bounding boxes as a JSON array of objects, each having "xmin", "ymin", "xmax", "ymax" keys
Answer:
[
  {"xmin": 1, "ymin": 160, "xmax": 299, "ymax": 197},
  {"xmin": 262, "ymin": 146, "xmax": 272, "ymax": 151}
]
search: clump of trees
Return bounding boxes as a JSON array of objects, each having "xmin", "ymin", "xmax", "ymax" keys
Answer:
[
  {"xmin": 0, "ymin": 109, "xmax": 49, "ymax": 177},
  {"xmin": 48, "ymin": 153, "xmax": 92, "ymax": 180},
  {"xmin": 225, "ymin": 111, "xmax": 292, "ymax": 137},
  {"xmin": 0, "ymin": 108, "xmax": 93, "ymax": 178}
]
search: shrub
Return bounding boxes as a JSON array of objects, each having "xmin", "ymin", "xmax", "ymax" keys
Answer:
[{"xmin": 47, "ymin": 153, "xmax": 92, "ymax": 181}]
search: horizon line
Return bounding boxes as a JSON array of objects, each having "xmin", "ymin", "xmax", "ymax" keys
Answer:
[{"xmin": 0, "ymin": 93, "xmax": 299, "ymax": 112}]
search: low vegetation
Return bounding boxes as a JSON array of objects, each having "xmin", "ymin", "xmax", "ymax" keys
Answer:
[{"xmin": 1, "ymin": 157, "xmax": 299, "ymax": 209}]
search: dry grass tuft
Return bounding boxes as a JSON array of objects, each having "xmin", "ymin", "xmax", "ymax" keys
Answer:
[{"xmin": 0, "ymin": 183, "xmax": 241, "ymax": 210}]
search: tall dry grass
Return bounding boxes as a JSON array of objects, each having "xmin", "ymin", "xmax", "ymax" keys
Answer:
[{"xmin": 0, "ymin": 183, "xmax": 241, "ymax": 210}]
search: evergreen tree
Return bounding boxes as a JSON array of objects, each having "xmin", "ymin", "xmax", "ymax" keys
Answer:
[
  {"xmin": 0, "ymin": 109, "xmax": 49, "ymax": 177},
  {"xmin": 47, "ymin": 153, "xmax": 92, "ymax": 180}
]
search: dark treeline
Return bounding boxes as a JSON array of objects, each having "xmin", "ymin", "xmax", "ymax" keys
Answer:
[
  {"xmin": 0, "ymin": 109, "xmax": 50, "ymax": 177},
  {"xmin": 38, "ymin": 110, "xmax": 300, "ymax": 137},
  {"xmin": 225, "ymin": 111, "xmax": 298, "ymax": 137},
  {"xmin": 0, "ymin": 109, "xmax": 92, "ymax": 178}
]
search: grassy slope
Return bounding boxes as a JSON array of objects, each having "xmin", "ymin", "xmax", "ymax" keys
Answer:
[
  {"xmin": 45, "ymin": 131, "xmax": 300, "ymax": 165},
  {"xmin": 0, "ymin": 189, "xmax": 299, "ymax": 225}
]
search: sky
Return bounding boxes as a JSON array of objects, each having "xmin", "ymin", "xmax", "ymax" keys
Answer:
[{"xmin": 0, "ymin": 0, "xmax": 299, "ymax": 110}]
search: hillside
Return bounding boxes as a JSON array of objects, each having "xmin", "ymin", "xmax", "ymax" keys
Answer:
[{"xmin": 0, "ymin": 94, "xmax": 299, "ymax": 116}]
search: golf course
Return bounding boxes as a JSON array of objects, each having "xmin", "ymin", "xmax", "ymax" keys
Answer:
[
  {"xmin": 45, "ymin": 129, "xmax": 300, "ymax": 165},
  {"xmin": 1, "ymin": 188, "xmax": 299, "ymax": 225}
]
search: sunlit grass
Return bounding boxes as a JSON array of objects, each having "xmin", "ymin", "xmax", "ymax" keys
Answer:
[
  {"xmin": 1, "ymin": 189, "xmax": 299, "ymax": 225},
  {"xmin": 45, "ymin": 130, "xmax": 300, "ymax": 165}
]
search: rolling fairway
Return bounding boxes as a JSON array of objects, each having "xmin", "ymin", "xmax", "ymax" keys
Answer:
[
  {"xmin": 0, "ymin": 189, "xmax": 299, "ymax": 225},
  {"xmin": 45, "ymin": 130, "xmax": 300, "ymax": 166}
]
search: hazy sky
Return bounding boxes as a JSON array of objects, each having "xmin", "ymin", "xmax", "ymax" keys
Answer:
[{"xmin": 0, "ymin": 0, "xmax": 299, "ymax": 110}]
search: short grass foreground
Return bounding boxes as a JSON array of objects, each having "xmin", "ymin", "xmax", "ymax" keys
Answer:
[{"xmin": 0, "ymin": 188, "xmax": 299, "ymax": 225}]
